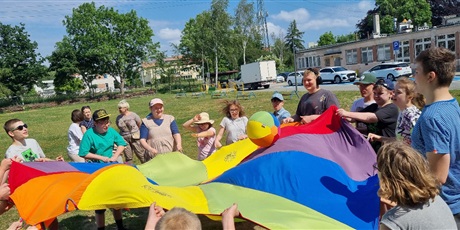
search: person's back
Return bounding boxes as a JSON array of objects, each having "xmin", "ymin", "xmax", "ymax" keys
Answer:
[{"xmin": 381, "ymin": 195, "xmax": 456, "ymax": 229}]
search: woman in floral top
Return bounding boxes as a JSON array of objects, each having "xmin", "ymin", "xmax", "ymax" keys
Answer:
[{"xmin": 368, "ymin": 77, "xmax": 425, "ymax": 145}]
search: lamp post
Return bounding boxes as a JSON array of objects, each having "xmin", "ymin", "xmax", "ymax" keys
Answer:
[{"xmin": 292, "ymin": 44, "xmax": 299, "ymax": 98}]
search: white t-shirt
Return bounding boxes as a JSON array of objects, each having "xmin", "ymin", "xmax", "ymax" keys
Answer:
[
  {"xmin": 351, "ymin": 97, "xmax": 376, "ymax": 112},
  {"xmin": 68, "ymin": 122, "xmax": 83, "ymax": 155},
  {"xmin": 5, "ymin": 139, "xmax": 46, "ymax": 162},
  {"xmin": 220, "ymin": 116, "xmax": 248, "ymax": 145}
]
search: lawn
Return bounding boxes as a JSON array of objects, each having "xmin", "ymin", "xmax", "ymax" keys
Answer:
[{"xmin": 1, "ymin": 89, "xmax": 457, "ymax": 229}]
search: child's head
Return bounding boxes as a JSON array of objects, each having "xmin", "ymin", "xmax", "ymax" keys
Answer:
[
  {"xmin": 155, "ymin": 207, "xmax": 201, "ymax": 230},
  {"xmin": 4, "ymin": 118, "xmax": 28, "ymax": 140},
  {"xmin": 194, "ymin": 112, "xmax": 214, "ymax": 130},
  {"xmin": 81, "ymin": 105, "xmax": 92, "ymax": 120},
  {"xmin": 92, "ymin": 109, "xmax": 111, "ymax": 133},
  {"xmin": 71, "ymin": 109, "xmax": 84, "ymax": 123},
  {"xmin": 271, "ymin": 93, "xmax": 285, "ymax": 111},
  {"xmin": 222, "ymin": 100, "xmax": 245, "ymax": 119},
  {"xmin": 393, "ymin": 77, "xmax": 425, "ymax": 109},
  {"xmin": 414, "ymin": 47, "xmax": 456, "ymax": 88},
  {"xmin": 377, "ymin": 141, "xmax": 439, "ymax": 207},
  {"xmin": 302, "ymin": 70, "xmax": 320, "ymax": 92},
  {"xmin": 373, "ymin": 79, "xmax": 394, "ymax": 106}
]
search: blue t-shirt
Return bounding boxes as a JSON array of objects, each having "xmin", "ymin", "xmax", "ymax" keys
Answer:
[
  {"xmin": 411, "ymin": 98, "xmax": 460, "ymax": 215},
  {"xmin": 273, "ymin": 108, "xmax": 291, "ymax": 124},
  {"xmin": 79, "ymin": 127, "xmax": 127, "ymax": 161}
]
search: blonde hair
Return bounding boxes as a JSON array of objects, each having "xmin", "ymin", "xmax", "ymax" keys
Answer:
[
  {"xmin": 303, "ymin": 70, "xmax": 320, "ymax": 88},
  {"xmin": 377, "ymin": 141, "xmax": 439, "ymax": 207},
  {"xmin": 155, "ymin": 207, "xmax": 201, "ymax": 230},
  {"xmin": 396, "ymin": 77, "xmax": 425, "ymax": 109},
  {"xmin": 118, "ymin": 99, "xmax": 130, "ymax": 109}
]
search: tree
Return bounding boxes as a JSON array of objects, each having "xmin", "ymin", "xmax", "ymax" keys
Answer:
[
  {"xmin": 209, "ymin": 0, "xmax": 232, "ymax": 84},
  {"xmin": 270, "ymin": 32, "xmax": 288, "ymax": 71},
  {"xmin": 0, "ymin": 23, "xmax": 46, "ymax": 97},
  {"xmin": 429, "ymin": 0, "xmax": 460, "ymax": 26},
  {"xmin": 284, "ymin": 20, "xmax": 305, "ymax": 52},
  {"xmin": 61, "ymin": 2, "xmax": 158, "ymax": 95},
  {"xmin": 48, "ymin": 37, "xmax": 84, "ymax": 95},
  {"xmin": 317, "ymin": 31, "xmax": 336, "ymax": 46},
  {"xmin": 336, "ymin": 33, "xmax": 356, "ymax": 43},
  {"xmin": 234, "ymin": 0, "xmax": 258, "ymax": 65},
  {"xmin": 356, "ymin": 0, "xmax": 431, "ymax": 39}
]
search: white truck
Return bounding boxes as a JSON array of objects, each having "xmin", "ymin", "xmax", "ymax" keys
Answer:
[{"xmin": 232, "ymin": 60, "xmax": 276, "ymax": 90}]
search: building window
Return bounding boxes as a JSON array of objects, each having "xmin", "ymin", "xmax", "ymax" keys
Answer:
[
  {"xmin": 361, "ymin": 47, "xmax": 373, "ymax": 63},
  {"xmin": 415, "ymin": 37, "xmax": 431, "ymax": 57},
  {"xmin": 346, "ymin": 49, "xmax": 357, "ymax": 64},
  {"xmin": 377, "ymin": 44, "xmax": 391, "ymax": 61},
  {"xmin": 316, "ymin": 56, "xmax": 321, "ymax": 67},
  {"xmin": 396, "ymin": 40, "xmax": 410, "ymax": 63},
  {"xmin": 437, "ymin": 34, "xmax": 455, "ymax": 52},
  {"xmin": 302, "ymin": 57, "xmax": 306, "ymax": 68}
]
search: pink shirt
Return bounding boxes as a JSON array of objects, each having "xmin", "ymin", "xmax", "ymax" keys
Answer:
[{"xmin": 195, "ymin": 126, "xmax": 216, "ymax": 160}]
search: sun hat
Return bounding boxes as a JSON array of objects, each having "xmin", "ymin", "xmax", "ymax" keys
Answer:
[
  {"xmin": 92, "ymin": 109, "xmax": 110, "ymax": 121},
  {"xmin": 354, "ymin": 73, "xmax": 377, "ymax": 85},
  {"xmin": 271, "ymin": 92, "xmax": 284, "ymax": 101},
  {"xmin": 149, "ymin": 98, "xmax": 164, "ymax": 107},
  {"xmin": 194, "ymin": 112, "xmax": 214, "ymax": 125}
]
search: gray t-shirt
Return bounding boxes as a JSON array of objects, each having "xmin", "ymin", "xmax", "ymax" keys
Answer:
[
  {"xmin": 219, "ymin": 116, "xmax": 248, "ymax": 145},
  {"xmin": 6, "ymin": 138, "xmax": 46, "ymax": 162},
  {"xmin": 116, "ymin": 112, "xmax": 141, "ymax": 136},
  {"xmin": 295, "ymin": 88, "xmax": 339, "ymax": 120},
  {"xmin": 381, "ymin": 195, "xmax": 457, "ymax": 230}
]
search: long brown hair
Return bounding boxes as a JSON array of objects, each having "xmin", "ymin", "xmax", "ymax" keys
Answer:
[
  {"xmin": 221, "ymin": 100, "xmax": 245, "ymax": 118},
  {"xmin": 377, "ymin": 141, "xmax": 439, "ymax": 207}
]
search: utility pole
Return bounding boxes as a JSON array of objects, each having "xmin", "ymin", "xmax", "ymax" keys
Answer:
[{"xmin": 257, "ymin": 0, "xmax": 270, "ymax": 50}]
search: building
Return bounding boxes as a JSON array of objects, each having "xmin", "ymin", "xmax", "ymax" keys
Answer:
[
  {"xmin": 296, "ymin": 20, "xmax": 460, "ymax": 75},
  {"xmin": 140, "ymin": 56, "xmax": 201, "ymax": 85}
]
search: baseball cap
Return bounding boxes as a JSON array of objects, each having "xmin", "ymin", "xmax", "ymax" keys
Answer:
[
  {"xmin": 92, "ymin": 109, "xmax": 110, "ymax": 121},
  {"xmin": 149, "ymin": 98, "xmax": 164, "ymax": 107},
  {"xmin": 375, "ymin": 79, "xmax": 395, "ymax": 90},
  {"xmin": 271, "ymin": 92, "xmax": 284, "ymax": 101},
  {"xmin": 354, "ymin": 73, "xmax": 377, "ymax": 85}
]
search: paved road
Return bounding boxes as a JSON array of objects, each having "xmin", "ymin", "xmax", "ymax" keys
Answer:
[{"xmin": 256, "ymin": 76, "xmax": 460, "ymax": 93}]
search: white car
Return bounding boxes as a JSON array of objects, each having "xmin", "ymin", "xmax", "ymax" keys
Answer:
[
  {"xmin": 276, "ymin": 75, "xmax": 285, "ymax": 83},
  {"xmin": 363, "ymin": 62, "xmax": 412, "ymax": 81},
  {"xmin": 319, "ymin": 66, "xmax": 357, "ymax": 84},
  {"xmin": 286, "ymin": 71, "xmax": 304, "ymax": 86}
]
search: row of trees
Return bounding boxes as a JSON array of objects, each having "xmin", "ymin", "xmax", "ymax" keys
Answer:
[{"xmin": 1, "ymin": 0, "xmax": 459, "ymax": 98}]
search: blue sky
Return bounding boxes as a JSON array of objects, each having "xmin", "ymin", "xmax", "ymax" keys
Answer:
[{"xmin": 0, "ymin": 0, "xmax": 374, "ymax": 60}]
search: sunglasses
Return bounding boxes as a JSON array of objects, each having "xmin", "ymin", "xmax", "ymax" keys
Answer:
[{"xmin": 12, "ymin": 123, "xmax": 28, "ymax": 131}]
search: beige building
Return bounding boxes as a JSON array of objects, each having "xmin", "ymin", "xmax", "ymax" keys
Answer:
[
  {"xmin": 296, "ymin": 23, "xmax": 460, "ymax": 74},
  {"xmin": 141, "ymin": 56, "xmax": 201, "ymax": 85}
]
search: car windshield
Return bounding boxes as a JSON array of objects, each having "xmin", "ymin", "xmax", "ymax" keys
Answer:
[
  {"xmin": 397, "ymin": 63, "xmax": 409, "ymax": 67},
  {"xmin": 332, "ymin": 67, "xmax": 347, "ymax": 72}
]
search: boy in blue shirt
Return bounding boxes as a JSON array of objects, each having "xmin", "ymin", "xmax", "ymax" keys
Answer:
[
  {"xmin": 411, "ymin": 47, "xmax": 460, "ymax": 227},
  {"xmin": 271, "ymin": 92, "xmax": 291, "ymax": 123}
]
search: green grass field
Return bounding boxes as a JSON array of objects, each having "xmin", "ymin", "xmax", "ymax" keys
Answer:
[{"xmin": 1, "ymin": 89, "xmax": 459, "ymax": 229}]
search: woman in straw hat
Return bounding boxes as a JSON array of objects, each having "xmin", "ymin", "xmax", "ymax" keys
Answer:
[{"xmin": 183, "ymin": 112, "xmax": 216, "ymax": 160}]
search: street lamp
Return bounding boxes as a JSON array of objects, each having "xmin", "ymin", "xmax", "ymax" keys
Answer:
[{"xmin": 292, "ymin": 44, "xmax": 299, "ymax": 98}]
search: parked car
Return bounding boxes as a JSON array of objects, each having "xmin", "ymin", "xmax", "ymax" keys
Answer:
[
  {"xmin": 286, "ymin": 71, "xmax": 304, "ymax": 86},
  {"xmin": 277, "ymin": 72, "xmax": 290, "ymax": 81},
  {"xmin": 362, "ymin": 62, "xmax": 412, "ymax": 81},
  {"xmin": 276, "ymin": 75, "xmax": 285, "ymax": 83},
  {"xmin": 319, "ymin": 66, "xmax": 356, "ymax": 84}
]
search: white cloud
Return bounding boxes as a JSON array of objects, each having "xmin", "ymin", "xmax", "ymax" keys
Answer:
[
  {"xmin": 149, "ymin": 20, "xmax": 173, "ymax": 29},
  {"xmin": 158, "ymin": 27, "xmax": 181, "ymax": 43},
  {"xmin": 358, "ymin": 0, "xmax": 374, "ymax": 11},
  {"xmin": 271, "ymin": 8, "xmax": 309, "ymax": 23},
  {"xmin": 266, "ymin": 22, "xmax": 286, "ymax": 38},
  {"xmin": 298, "ymin": 18, "xmax": 350, "ymax": 31}
]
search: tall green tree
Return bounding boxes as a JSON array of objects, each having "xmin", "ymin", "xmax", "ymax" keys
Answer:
[
  {"xmin": 61, "ymin": 2, "xmax": 158, "ymax": 95},
  {"xmin": 48, "ymin": 37, "xmax": 84, "ymax": 95},
  {"xmin": 336, "ymin": 32, "xmax": 356, "ymax": 43},
  {"xmin": 317, "ymin": 31, "xmax": 336, "ymax": 46},
  {"xmin": 356, "ymin": 0, "xmax": 431, "ymax": 39},
  {"xmin": 284, "ymin": 20, "xmax": 305, "ymax": 52},
  {"xmin": 0, "ymin": 23, "xmax": 46, "ymax": 97},
  {"xmin": 234, "ymin": 0, "xmax": 258, "ymax": 65},
  {"xmin": 209, "ymin": 0, "xmax": 232, "ymax": 84}
]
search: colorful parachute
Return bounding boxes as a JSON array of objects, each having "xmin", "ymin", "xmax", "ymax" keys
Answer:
[{"xmin": 8, "ymin": 106, "xmax": 379, "ymax": 229}]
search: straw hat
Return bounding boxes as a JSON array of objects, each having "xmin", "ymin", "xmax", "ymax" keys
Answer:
[{"xmin": 194, "ymin": 112, "xmax": 214, "ymax": 125}]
